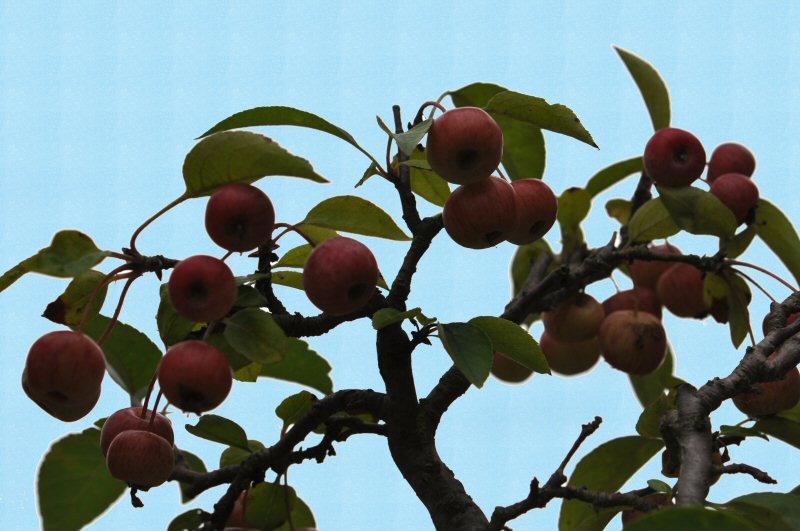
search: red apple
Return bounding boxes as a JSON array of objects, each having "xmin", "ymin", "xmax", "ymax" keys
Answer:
[
  {"xmin": 643, "ymin": 127, "xmax": 706, "ymax": 187},
  {"xmin": 205, "ymin": 183, "xmax": 275, "ymax": 252},
  {"xmin": 656, "ymin": 263, "xmax": 709, "ymax": 318},
  {"xmin": 226, "ymin": 491, "xmax": 251, "ymax": 528},
  {"xmin": 302, "ymin": 237, "xmax": 379, "ymax": 315},
  {"xmin": 762, "ymin": 311, "xmax": 800, "ymax": 336},
  {"xmin": 491, "ymin": 352, "xmax": 534, "ymax": 383},
  {"xmin": 709, "ymin": 173, "xmax": 759, "ymax": 224},
  {"xmin": 539, "ymin": 331, "xmax": 600, "ymax": 376},
  {"xmin": 506, "ymin": 179, "xmax": 558, "ymax": 245},
  {"xmin": 106, "ymin": 430, "xmax": 175, "ymax": 487},
  {"xmin": 426, "ymin": 107, "xmax": 503, "ymax": 185},
  {"xmin": 598, "ymin": 310, "xmax": 667, "ymax": 375},
  {"xmin": 733, "ymin": 352, "xmax": 800, "ymax": 417},
  {"xmin": 158, "ymin": 340, "xmax": 233, "ymax": 414},
  {"xmin": 602, "ymin": 288, "xmax": 662, "ymax": 319},
  {"xmin": 442, "ymin": 176, "xmax": 518, "ymax": 249},
  {"xmin": 707, "ymin": 142, "xmax": 756, "ymax": 183},
  {"xmin": 100, "ymin": 407, "xmax": 174, "ymax": 456},
  {"xmin": 541, "ymin": 293, "xmax": 605, "ymax": 343},
  {"xmin": 168, "ymin": 255, "xmax": 238, "ymax": 322},
  {"xmin": 21, "ymin": 330, "xmax": 106, "ymax": 422},
  {"xmin": 628, "ymin": 243, "xmax": 682, "ymax": 292}
]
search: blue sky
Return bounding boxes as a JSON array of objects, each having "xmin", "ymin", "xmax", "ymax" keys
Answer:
[{"xmin": 2, "ymin": 2, "xmax": 800, "ymax": 530}]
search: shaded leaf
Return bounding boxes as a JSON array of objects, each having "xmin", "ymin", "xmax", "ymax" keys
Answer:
[
  {"xmin": 372, "ymin": 307, "xmax": 432, "ymax": 330},
  {"xmin": 185, "ymin": 415, "xmax": 249, "ymax": 451},
  {"xmin": 224, "ymin": 308, "xmax": 288, "ymax": 365},
  {"xmin": 275, "ymin": 391, "xmax": 318, "ymax": 431},
  {"xmin": 724, "ymin": 270, "xmax": 752, "ymax": 348},
  {"xmin": 234, "ymin": 285, "xmax": 269, "ymax": 308},
  {"xmin": 647, "ymin": 479, "xmax": 672, "ymax": 495},
  {"xmin": 614, "ymin": 46, "xmax": 671, "ymax": 131},
  {"xmin": 468, "ymin": 316, "xmax": 549, "ymax": 374},
  {"xmin": 510, "ymin": 240, "xmax": 553, "ymax": 296},
  {"xmin": 219, "ymin": 440, "xmax": 265, "ymax": 468},
  {"xmin": 627, "ymin": 198, "xmax": 680, "ymax": 242},
  {"xmin": 629, "ymin": 345, "xmax": 675, "ymax": 408},
  {"xmin": 303, "ymin": 195, "xmax": 410, "ymax": 240},
  {"xmin": 557, "ymin": 187, "xmax": 592, "ymax": 227},
  {"xmin": 438, "ymin": 323, "xmax": 493, "ymax": 388},
  {"xmin": 274, "ymin": 244, "xmax": 312, "ymax": 269},
  {"xmin": 177, "ymin": 450, "xmax": 207, "ymax": 503},
  {"xmin": 494, "ymin": 114, "xmax": 546, "ymax": 181},
  {"xmin": 624, "ymin": 507, "xmax": 756, "ymax": 531},
  {"xmin": 156, "ymin": 284, "xmax": 195, "ymax": 346},
  {"xmin": 754, "ymin": 417, "xmax": 800, "ymax": 449},
  {"xmin": 586, "ymin": 157, "xmax": 643, "ymax": 197},
  {"xmin": 755, "ymin": 199, "xmax": 800, "ymax": 286},
  {"xmin": 167, "ymin": 509, "xmax": 208, "ymax": 531},
  {"xmin": 727, "ymin": 225, "xmax": 757, "ymax": 259},
  {"xmin": 245, "ymin": 482, "xmax": 297, "ymax": 530},
  {"xmin": 43, "ymin": 270, "xmax": 107, "ymax": 326},
  {"xmin": 657, "ymin": 186, "xmax": 737, "ymax": 240},
  {"xmin": 274, "ymin": 496, "xmax": 317, "ymax": 530},
  {"xmin": 719, "ymin": 424, "xmax": 769, "ymax": 441},
  {"xmin": 636, "ymin": 394, "xmax": 673, "ymax": 439},
  {"xmin": 260, "ymin": 337, "xmax": 334, "ymax": 395},
  {"xmin": 605, "ymin": 198, "xmax": 633, "ymax": 225},
  {"xmin": 404, "ymin": 146, "xmax": 451, "ymax": 207}
]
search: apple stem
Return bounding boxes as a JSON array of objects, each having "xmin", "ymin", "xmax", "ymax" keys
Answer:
[
  {"xmin": 415, "ymin": 100, "xmax": 447, "ymax": 123},
  {"xmin": 129, "ymin": 193, "xmax": 189, "ymax": 255},
  {"xmin": 148, "ymin": 391, "xmax": 163, "ymax": 430},
  {"xmin": 727, "ymin": 259, "xmax": 799, "ymax": 293},
  {"xmin": 496, "ymin": 167, "xmax": 509, "ymax": 182},
  {"xmin": 220, "ymin": 250, "xmax": 234, "ymax": 262},
  {"xmin": 108, "ymin": 251, "xmax": 134, "ymax": 261},
  {"xmin": 385, "ymin": 134, "xmax": 395, "ymax": 178},
  {"xmin": 272, "ymin": 223, "xmax": 317, "ymax": 247},
  {"xmin": 732, "ymin": 267, "xmax": 778, "ymax": 303},
  {"xmin": 609, "ymin": 273, "xmax": 622, "ymax": 294},
  {"xmin": 202, "ymin": 321, "xmax": 217, "ymax": 341},
  {"xmin": 76, "ymin": 263, "xmax": 135, "ymax": 333},
  {"xmin": 140, "ymin": 373, "xmax": 158, "ymax": 419},
  {"xmin": 97, "ymin": 274, "xmax": 139, "ymax": 346}
]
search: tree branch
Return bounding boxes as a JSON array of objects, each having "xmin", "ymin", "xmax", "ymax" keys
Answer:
[{"xmin": 391, "ymin": 105, "xmax": 423, "ymax": 233}]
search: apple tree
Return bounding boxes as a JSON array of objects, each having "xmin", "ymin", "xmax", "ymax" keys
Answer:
[{"xmin": 4, "ymin": 47, "xmax": 800, "ymax": 530}]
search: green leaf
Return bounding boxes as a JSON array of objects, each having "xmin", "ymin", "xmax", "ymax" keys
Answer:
[
  {"xmin": 627, "ymin": 198, "xmax": 680, "ymax": 242},
  {"xmin": 167, "ymin": 509, "xmax": 207, "ymax": 531},
  {"xmin": 206, "ymin": 333, "xmax": 253, "ymax": 373},
  {"xmin": 274, "ymin": 496, "xmax": 317, "ymax": 530},
  {"xmin": 437, "ymin": 322, "xmax": 493, "ymax": 388},
  {"xmin": 779, "ymin": 402, "xmax": 800, "ymax": 423},
  {"xmin": 37, "ymin": 427, "xmax": 125, "ymax": 531},
  {"xmin": 720, "ymin": 496, "xmax": 796, "ymax": 531},
  {"xmin": 290, "ymin": 224, "xmax": 340, "ymax": 245},
  {"xmin": 260, "ymin": 337, "xmax": 334, "ymax": 395},
  {"xmin": 42, "ymin": 270, "xmax": 107, "ymax": 327},
  {"xmin": 82, "ymin": 315, "xmax": 162, "ymax": 401},
  {"xmin": 177, "ymin": 450, "xmax": 207, "ymax": 503},
  {"xmin": 624, "ymin": 507, "xmax": 757, "ymax": 531},
  {"xmin": 219, "ymin": 440, "xmax": 265, "ymax": 468},
  {"xmin": 724, "ymin": 271, "xmax": 752, "ymax": 348},
  {"xmin": 636, "ymin": 393, "xmax": 673, "ymax": 439},
  {"xmin": 614, "ymin": 46, "xmax": 671, "ymax": 131},
  {"xmin": 606, "ymin": 198, "xmax": 633, "ymax": 225},
  {"xmin": 183, "ymin": 131, "xmax": 327, "ymax": 197},
  {"xmin": 303, "ymin": 195, "xmax": 410, "ymax": 240},
  {"xmin": 557, "ymin": 187, "xmax": 592, "ymax": 227},
  {"xmin": 372, "ymin": 307, "xmax": 433, "ymax": 330},
  {"xmin": 224, "ymin": 308, "xmax": 288, "ymax": 365},
  {"xmin": 558, "ymin": 436, "xmax": 663, "ymax": 531},
  {"xmin": 510, "ymin": 240, "xmax": 553, "ymax": 296},
  {"xmin": 234, "ymin": 285, "xmax": 269, "ymax": 308},
  {"xmin": 0, "ymin": 230, "xmax": 109, "ymax": 293},
  {"xmin": 275, "ymin": 391, "xmax": 318, "ymax": 431},
  {"xmin": 647, "ymin": 479, "xmax": 672, "ymax": 494},
  {"xmin": 727, "ymin": 225, "xmax": 758, "ymax": 259},
  {"xmin": 754, "ymin": 417, "xmax": 800, "ymax": 449},
  {"xmin": 199, "ymin": 105, "xmax": 381, "ymax": 168},
  {"xmin": 630, "ymin": 346, "xmax": 676, "ymax": 408},
  {"xmin": 245, "ymin": 482, "xmax": 297, "ymax": 530},
  {"xmin": 405, "ymin": 146, "xmax": 451, "ymax": 207},
  {"xmin": 719, "ymin": 424, "xmax": 769, "ymax": 440},
  {"xmin": 468, "ymin": 316, "xmax": 549, "ymax": 374},
  {"xmin": 377, "ymin": 115, "xmax": 433, "ymax": 156},
  {"xmin": 274, "ymin": 244, "xmax": 312, "ymax": 269},
  {"xmin": 657, "ymin": 186, "xmax": 737, "ymax": 240},
  {"xmin": 485, "ymin": 90, "xmax": 597, "ymax": 148},
  {"xmin": 356, "ymin": 161, "xmax": 381, "ymax": 187},
  {"xmin": 449, "ymin": 82, "xmax": 508, "ymax": 108},
  {"xmin": 185, "ymin": 415, "xmax": 250, "ymax": 451},
  {"xmin": 586, "ymin": 157, "xmax": 643, "ymax": 197},
  {"xmin": 156, "ymin": 284, "xmax": 196, "ymax": 346},
  {"xmin": 271, "ymin": 270, "xmax": 305, "ymax": 290},
  {"xmin": 755, "ymin": 199, "xmax": 800, "ymax": 286}
]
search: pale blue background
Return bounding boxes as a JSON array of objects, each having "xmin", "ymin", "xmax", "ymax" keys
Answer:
[{"xmin": 2, "ymin": 2, "xmax": 800, "ymax": 530}]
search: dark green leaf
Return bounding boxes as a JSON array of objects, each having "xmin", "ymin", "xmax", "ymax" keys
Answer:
[
  {"xmin": 636, "ymin": 394, "xmax": 673, "ymax": 439},
  {"xmin": 303, "ymin": 195, "xmax": 410, "ymax": 240},
  {"xmin": 274, "ymin": 496, "xmax": 317, "ymax": 530},
  {"xmin": 449, "ymin": 82, "xmax": 508, "ymax": 107},
  {"xmin": 630, "ymin": 347, "xmax": 675, "ymax": 407},
  {"xmin": 405, "ymin": 146, "xmax": 451, "ymax": 207},
  {"xmin": 647, "ymin": 479, "xmax": 672, "ymax": 494},
  {"xmin": 274, "ymin": 244, "xmax": 312, "ymax": 269},
  {"xmin": 177, "ymin": 450, "xmax": 207, "ymax": 503},
  {"xmin": 206, "ymin": 333, "xmax": 252, "ymax": 372},
  {"xmin": 245, "ymin": 482, "xmax": 297, "ymax": 530},
  {"xmin": 719, "ymin": 424, "xmax": 769, "ymax": 441},
  {"xmin": 468, "ymin": 316, "xmax": 549, "ymax": 374},
  {"xmin": 167, "ymin": 509, "xmax": 208, "ymax": 531},
  {"xmin": 627, "ymin": 198, "xmax": 680, "ymax": 242},
  {"xmin": 377, "ymin": 115, "xmax": 433, "ymax": 156},
  {"xmin": 754, "ymin": 417, "xmax": 800, "ymax": 449},
  {"xmin": 185, "ymin": 415, "xmax": 250, "ymax": 451},
  {"xmin": 234, "ymin": 285, "xmax": 269, "ymax": 308},
  {"xmin": 82, "ymin": 315, "xmax": 162, "ymax": 400},
  {"xmin": 624, "ymin": 507, "xmax": 756, "ymax": 531},
  {"xmin": 720, "ymin": 497, "xmax": 795, "ymax": 531},
  {"xmin": 755, "ymin": 199, "xmax": 800, "ymax": 286},
  {"xmin": 38, "ymin": 427, "xmax": 125, "ymax": 531},
  {"xmin": 42, "ymin": 270, "xmax": 107, "ymax": 326},
  {"xmin": 727, "ymin": 225, "xmax": 757, "ymax": 259},
  {"xmin": 586, "ymin": 157, "xmax": 643, "ymax": 197},
  {"xmin": 156, "ymin": 284, "xmax": 196, "ymax": 346},
  {"xmin": 372, "ymin": 307, "xmax": 432, "ymax": 330},
  {"xmin": 724, "ymin": 271, "xmax": 752, "ymax": 348},
  {"xmin": 495, "ymin": 114, "xmax": 546, "ymax": 181},
  {"xmin": 219, "ymin": 440, "xmax": 265, "ymax": 468},
  {"xmin": 657, "ymin": 186, "xmax": 737, "ymax": 240},
  {"xmin": 485, "ymin": 90, "xmax": 597, "ymax": 148},
  {"xmin": 271, "ymin": 270, "xmax": 305, "ymax": 290},
  {"xmin": 606, "ymin": 198, "xmax": 633, "ymax": 225},
  {"xmin": 0, "ymin": 230, "xmax": 109, "ymax": 293},
  {"xmin": 260, "ymin": 337, "xmax": 334, "ymax": 395},
  {"xmin": 437, "ymin": 323, "xmax": 493, "ymax": 388},
  {"xmin": 510, "ymin": 240, "xmax": 553, "ymax": 296},
  {"xmin": 183, "ymin": 131, "xmax": 327, "ymax": 197},
  {"xmin": 614, "ymin": 46, "xmax": 671, "ymax": 131},
  {"xmin": 557, "ymin": 187, "xmax": 592, "ymax": 227},
  {"xmin": 224, "ymin": 308, "xmax": 288, "ymax": 365},
  {"xmin": 558, "ymin": 436, "xmax": 663, "ymax": 531},
  {"xmin": 275, "ymin": 391, "xmax": 318, "ymax": 431}
]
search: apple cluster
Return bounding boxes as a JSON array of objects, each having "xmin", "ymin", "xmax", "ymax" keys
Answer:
[{"xmin": 426, "ymin": 107, "xmax": 558, "ymax": 249}]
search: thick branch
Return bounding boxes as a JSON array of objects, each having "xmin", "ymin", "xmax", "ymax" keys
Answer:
[
  {"xmin": 255, "ymin": 243, "xmax": 289, "ymax": 315},
  {"xmin": 387, "ymin": 214, "xmax": 444, "ymax": 309},
  {"xmin": 391, "ymin": 105, "xmax": 422, "ymax": 233}
]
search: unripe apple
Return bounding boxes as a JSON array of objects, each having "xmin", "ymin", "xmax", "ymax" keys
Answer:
[
  {"xmin": 22, "ymin": 330, "xmax": 106, "ymax": 422},
  {"xmin": 762, "ymin": 311, "xmax": 800, "ymax": 336},
  {"xmin": 621, "ymin": 493, "xmax": 672, "ymax": 527},
  {"xmin": 491, "ymin": 352, "xmax": 534, "ymax": 383},
  {"xmin": 106, "ymin": 430, "xmax": 174, "ymax": 487},
  {"xmin": 733, "ymin": 352, "xmax": 800, "ymax": 417},
  {"xmin": 505, "ymin": 179, "xmax": 558, "ymax": 245},
  {"xmin": 643, "ymin": 127, "xmax": 706, "ymax": 187},
  {"xmin": 168, "ymin": 255, "xmax": 237, "ymax": 322},
  {"xmin": 302, "ymin": 237, "xmax": 379, "ymax": 315},
  {"xmin": 707, "ymin": 142, "xmax": 756, "ymax": 183},
  {"xmin": 426, "ymin": 107, "xmax": 503, "ymax": 185},
  {"xmin": 442, "ymin": 176, "xmax": 518, "ymax": 249},
  {"xmin": 541, "ymin": 293, "xmax": 605, "ymax": 343},
  {"xmin": 602, "ymin": 288, "xmax": 662, "ymax": 319},
  {"xmin": 598, "ymin": 310, "xmax": 667, "ymax": 375},
  {"xmin": 158, "ymin": 340, "xmax": 233, "ymax": 414},
  {"xmin": 205, "ymin": 183, "xmax": 275, "ymax": 252},
  {"xmin": 656, "ymin": 263, "xmax": 708, "ymax": 318},
  {"xmin": 100, "ymin": 407, "xmax": 174, "ymax": 456},
  {"xmin": 709, "ymin": 173, "xmax": 759, "ymax": 224},
  {"xmin": 539, "ymin": 331, "xmax": 600, "ymax": 376},
  {"xmin": 628, "ymin": 243, "xmax": 681, "ymax": 292}
]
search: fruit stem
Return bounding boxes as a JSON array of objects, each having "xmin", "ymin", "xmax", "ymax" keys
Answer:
[
  {"xmin": 108, "ymin": 251, "xmax": 134, "ymax": 261},
  {"xmin": 732, "ymin": 267, "xmax": 778, "ymax": 303},
  {"xmin": 148, "ymin": 391, "xmax": 163, "ymax": 430},
  {"xmin": 220, "ymin": 250, "xmax": 234, "ymax": 262},
  {"xmin": 496, "ymin": 167, "xmax": 508, "ymax": 181},
  {"xmin": 727, "ymin": 259, "xmax": 799, "ymax": 293},
  {"xmin": 415, "ymin": 100, "xmax": 447, "ymax": 123},
  {"xmin": 97, "ymin": 274, "xmax": 139, "ymax": 346},
  {"xmin": 385, "ymin": 134, "xmax": 394, "ymax": 179},
  {"xmin": 76, "ymin": 263, "xmax": 135, "ymax": 333},
  {"xmin": 272, "ymin": 223, "xmax": 317, "ymax": 247},
  {"xmin": 609, "ymin": 273, "xmax": 622, "ymax": 294},
  {"xmin": 128, "ymin": 193, "xmax": 189, "ymax": 255},
  {"xmin": 202, "ymin": 321, "xmax": 217, "ymax": 341},
  {"xmin": 140, "ymin": 372, "xmax": 158, "ymax": 419}
]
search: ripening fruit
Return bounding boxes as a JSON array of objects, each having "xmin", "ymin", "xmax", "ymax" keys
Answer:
[
  {"xmin": 762, "ymin": 311, "xmax": 800, "ymax": 336},
  {"xmin": 100, "ymin": 407, "xmax": 174, "ymax": 456},
  {"xmin": 598, "ymin": 310, "xmax": 667, "ymax": 375},
  {"xmin": 539, "ymin": 332, "xmax": 600, "ymax": 376},
  {"xmin": 106, "ymin": 430, "xmax": 175, "ymax": 487},
  {"xmin": 302, "ymin": 237, "xmax": 379, "ymax": 315},
  {"xmin": 158, "ymin": 340, "xmax": 233, "ymax": 414},
  {"xmin": 656, "ymin": 263, "xmax": 709, "ymax": 318},
  {"xmin": 505, "ymin": 179, "xmax": 558, "ymax": 245},
  {"xmin": 443, "ymin": 176, "xmax": 518, "ymax": 249},
  {"xmin": 602, "ymin": 288, "xmax": 662, "ymax": 319},
  {"xmin": 205, "ymin": 183, "xmax": 276, "ymax": 252},
  {"xmin": 168, "ymin": 255, "xmax": 237, "ymax": 322},
  {"xmin": 628, "ymin": 243, "xmax": 682, "ymax": 292},
  {"xmin": 542, "ymin": 293, "xmax": 605, "ymax": 343},
  {"xmin": 22, "ymin": 331, "xmax": 106, "ymax": 422},
  {"xmin": 709, "ymin": 173, "xmax": 760, "ymax": 224},
  {"xmin": 491, "ymin": 352, "xmax": 534, "ymax": 383},
  {"xmin": 426, "ymin": 107, "xmax": 503, "ymax": 185},
  {"xmin": 643, "ymin": 127, "xmax": 706, "ymax": 187},
  {"xmin": 707, "ymin": 142, "xmax": 756, "ymax": 183},
  {"xmin": 733, "ymin": 352, "xmax": 800, "ymax": 417}
]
